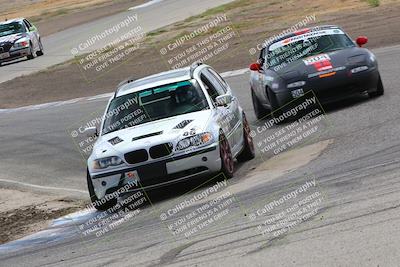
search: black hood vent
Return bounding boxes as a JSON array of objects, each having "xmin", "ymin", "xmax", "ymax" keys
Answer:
[
  {"xmin": 173, "ymin": 120, "xmax": 193, "ymax": 129},
  {"xmin": 132, "ymin": 131, "xmax": 163, "ymax": 142},
  {"xmin": 108, "ymin": 136, "xmax": 123, "ymax": 145}
]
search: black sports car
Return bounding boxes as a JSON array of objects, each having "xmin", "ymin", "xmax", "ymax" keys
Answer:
[{"xmin": 249, "ymin": 25, "xmax": 384, "ymax": 119}]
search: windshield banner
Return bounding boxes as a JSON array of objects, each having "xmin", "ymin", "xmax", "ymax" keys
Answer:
[{"xmin": 269, "ymin": 29, "xmax": 345, "ymax": 51}]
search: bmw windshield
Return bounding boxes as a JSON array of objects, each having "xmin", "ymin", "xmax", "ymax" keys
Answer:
[
  {"xmin": 0, "ymin": 22, "xmax": 25, "ymax": 37},
  {"xmin": 102, "ymin": 80, "xmax": 209, "ymax": 135},
  {"xmin": 266, "ymin": 30, "xmax": 355, "ymax": 68}
]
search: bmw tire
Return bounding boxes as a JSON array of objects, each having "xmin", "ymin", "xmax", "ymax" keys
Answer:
[
  {"xmin": 219, "ymin": 133, "xmax": 234, "ymax": 179},
  {"xmin": 27, "ymin": 44, "xmax": 35, "ymax": 60},
  {"xmin": 237, "ymin": 113, "xmax": 255, "ymax": 162},
  {"xmin": 87, "ymin": 170, "xmax": 117, "ymax": 211},
  {"xmin": 36, "ymin": 39, "xmax": 44, "ymax": 56}
]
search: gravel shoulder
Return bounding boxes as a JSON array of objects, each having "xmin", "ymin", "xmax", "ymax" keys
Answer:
[{"xmin": 0, "ymin": 188, "xmax": 85, "ymax": 244}]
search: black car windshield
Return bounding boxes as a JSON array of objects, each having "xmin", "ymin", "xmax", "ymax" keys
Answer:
[
  {"xmin": 266, "ymin": 33, "xmax": 355, "ymax": 68},
  {"xmin": 0, "ymin": 22, "xmax": 25, "ymax": 37},
  {"xmin": 102, "ymin": 80, "xmax": 209, "ymax": 135}
]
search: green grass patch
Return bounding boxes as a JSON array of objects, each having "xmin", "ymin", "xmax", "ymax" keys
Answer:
[
  {"xmin": 366, "ymin": 0, "xmax": 380, "ymax": 7},
  {"xmin": 146, "ymin": 29, "xmax": 168, "ymax": 37}
]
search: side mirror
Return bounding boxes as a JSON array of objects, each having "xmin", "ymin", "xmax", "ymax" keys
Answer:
[
  {"xmin": 29, "ymin": 26, "xmax": 35, "ymax": 32},
  {"xmin": 356, "ymin": 36, "xmax": 368, "ymax": 47},
  {"xmin": 215, "ymin": 94, "xmax": 233, "ymax": 107},
  {"xmin": 249, "ymin": 62, "xmax": 262, "ymax": 72},
  {"xmin": 84, "ymin": 127, "xmax": 98, "ymax": 138}
]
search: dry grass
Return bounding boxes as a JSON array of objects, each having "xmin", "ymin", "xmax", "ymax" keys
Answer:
[
  {"xmin": 149, "ymin": 0, "xmax": 373, "ymax": 44},
  {"xmin": 0, "ymin": 0, "xmax": 119, "ymax": 21}
]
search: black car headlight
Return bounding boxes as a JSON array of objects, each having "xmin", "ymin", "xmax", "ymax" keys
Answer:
[
  {"xmin": 351, "ymin": 66, "xmax": 369, "ymax": 74},
  {"xmin": 176, "ymin": 132, "xmax": 213, "ymax": 151},
  {"xmin": 287, "ymin": 81, "xmax": 306, "ymax": 89},
  {"xmin": 93, "ymin": 156, "xmax": 124, "ymax": 169}
]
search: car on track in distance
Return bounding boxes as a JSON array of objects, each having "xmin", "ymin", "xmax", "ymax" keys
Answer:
[
  {"xmin": 249, "ymin": 25, "xmax": 384, "ymax": 119},
  {"xmin": 85, "ymin": 63, "xmax": 255, "ymax": 211},
  {"xmin": 0, "ymin": 18, "xmax": 44, "ymax": 66}
]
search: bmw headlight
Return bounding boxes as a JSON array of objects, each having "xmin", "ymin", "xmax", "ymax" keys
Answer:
[
  {"xmin": 12, "ymin": 39, "xmax": 29, "ymax": 49},
  {"xmin": 93, "ymin": 156, "xmax": 123, "ymax": 169},
  {"xmin": 176, "ymin": 132, "xmax": 213, "ymax": 151}
]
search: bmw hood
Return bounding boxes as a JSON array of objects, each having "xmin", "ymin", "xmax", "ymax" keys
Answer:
[
  {"xmin": 0, "ymin": 33, "xmax": 27, "ymax": 53},
  {"xmin": 275, "ymin": 47, "xmax": 371, "ymax": 81},
  {"xmin": 92, "ymin": 109, "xmax": 213, "ymax": 157},
  {"xmin": 0, "ymin": 33, "xmax": 26, "ymax": 44}
]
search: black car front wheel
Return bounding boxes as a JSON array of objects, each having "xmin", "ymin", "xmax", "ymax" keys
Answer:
[
  {"xmin": 251, "ymin": 89, "xmax": 269, "ymax": 120},
  {"xmin": 369, "ymin": 74, "xmax": 384, "ymax": 98}
]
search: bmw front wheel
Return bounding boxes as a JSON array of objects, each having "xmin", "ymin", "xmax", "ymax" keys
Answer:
[
  {"xmin": 237, "ymin": 113, "xmax": 255, "ymax": 162},
  {"xmin": 219, "ymin": 133, "xmax": 234, "ymax": 179},
  {"xmin": 87, "ymin": 170, "xmax": 117, "ymax": 211}
]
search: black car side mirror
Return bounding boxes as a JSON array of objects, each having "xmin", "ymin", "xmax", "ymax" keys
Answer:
[{"xmin": 250, "ymin": 63, "xmax": 262, "ymax": 72}]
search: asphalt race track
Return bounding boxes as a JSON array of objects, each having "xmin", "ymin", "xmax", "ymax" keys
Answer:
[{"xmin": 0, "ymin": 43, "xmax": 399, "ymax": 266}]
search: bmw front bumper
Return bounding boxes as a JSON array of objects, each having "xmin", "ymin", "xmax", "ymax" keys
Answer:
[
  {"xmin": 89, "ymin": 145, "xmax": 221, "ymax": 199},
  {"xmin": 0, "ymin": 47, "xmax": 30, "ymax": 62}
]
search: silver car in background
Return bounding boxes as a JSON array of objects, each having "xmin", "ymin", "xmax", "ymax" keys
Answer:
[{"xmin": 0, "ymin": 18, "xmax": 43, "ymax": 66}]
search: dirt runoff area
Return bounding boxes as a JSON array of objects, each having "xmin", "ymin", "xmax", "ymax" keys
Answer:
[
  {"xmin": 0, "ymin": 188, "xmax": 84, "ymax": 244},
  {"xmin": 1, "ymin": 0, "xmax": 400, "ymax": 109}
]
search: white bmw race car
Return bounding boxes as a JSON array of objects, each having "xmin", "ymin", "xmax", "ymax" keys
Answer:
[
  {"xmin": 0, "ymin": 18, "xmax": 44, "ymax": 65},
  {"xmin": 85, "ymin": 63, "xmax": 255, "ymax": 211}
]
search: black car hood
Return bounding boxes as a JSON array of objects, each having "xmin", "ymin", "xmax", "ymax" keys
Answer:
[{"xmin": 275, "ymin": 47, "xmax": 370, "ymax": 81}]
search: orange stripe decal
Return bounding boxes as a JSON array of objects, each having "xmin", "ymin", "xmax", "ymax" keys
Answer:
[{"xmin": 319, "ymin": 72, "xmax": 336, "ymax": 78}]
